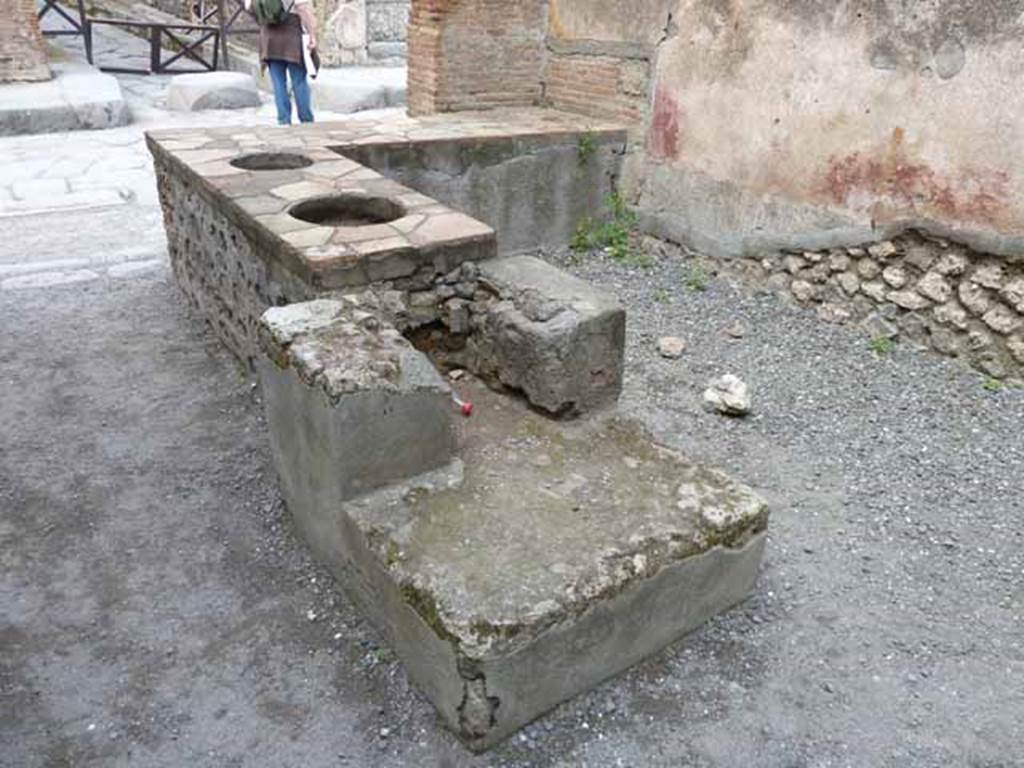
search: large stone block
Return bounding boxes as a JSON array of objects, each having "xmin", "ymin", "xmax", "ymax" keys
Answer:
[
  {"xmin": 258, "ymin": 298, "xmax": 458, "ymax": 520},
  {"xmin": 166, "ymin": 72, "xmax": 261, "ymax": 112},
  {"xmin": 268, "ymin": 376, "xmax": 768, "ymax": 751},
  {"xmin": 471, "ymin": 255, "xmax": 625, "ymax": 415},
  {"xmin": 0, "ymin": 63, "xmax": 128, "ymax": 136}
]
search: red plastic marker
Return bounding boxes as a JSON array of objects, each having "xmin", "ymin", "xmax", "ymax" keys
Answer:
[{"xmin": 451, "ymin": 392, "xmax": 473, "ymax": 417}]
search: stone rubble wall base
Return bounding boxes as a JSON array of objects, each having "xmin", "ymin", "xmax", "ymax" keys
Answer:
[{"xmin": 708, "ymin": 230, "xmax": 1024, "ymax": 381}]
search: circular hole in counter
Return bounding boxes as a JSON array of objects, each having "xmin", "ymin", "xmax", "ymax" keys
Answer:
[
  {"xmin": 289, "ymin": 194, "xmax": 407, "ymax": 227},
  {"xmin": 230, "ymin": 152, "xmax": 314, "ymax": 171}
]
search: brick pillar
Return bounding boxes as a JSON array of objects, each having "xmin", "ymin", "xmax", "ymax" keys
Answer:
[
  {"xmin": 0, "ymin": 0, "xmax": 52, "ymax": 83},
  {"xmin": 407, "ymin": 0, "xmax": 546, "ymax": 115}
]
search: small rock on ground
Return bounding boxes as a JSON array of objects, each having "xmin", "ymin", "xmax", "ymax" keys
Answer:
[
  {"xmin": 657, "ymin": 336, "xmax": 687, "ymax": 359},
  {"xmin": 703, "ymin": 373, "xmax": 752, "ymax": 416}
]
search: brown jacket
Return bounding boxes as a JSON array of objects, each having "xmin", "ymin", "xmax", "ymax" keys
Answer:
[{"xmin": 259, "ymin": 9, "xmax": 304, "ymax": 66}]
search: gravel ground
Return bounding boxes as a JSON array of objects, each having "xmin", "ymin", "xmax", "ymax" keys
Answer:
[{"xmin": 2, "ymin": 240, "xmax": 1022, "ymax": 767}]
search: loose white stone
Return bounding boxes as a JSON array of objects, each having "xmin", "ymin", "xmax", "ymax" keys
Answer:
[
  {"xmin": 703, "ymin": 374, "xmax": 752, "ymax": 416},
  {"xmin": 724, "ymin": 321, "xmax": 747, "ymax": 339}
]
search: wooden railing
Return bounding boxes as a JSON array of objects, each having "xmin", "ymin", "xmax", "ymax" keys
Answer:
[{"xmin": 86, "ymin": 18, "xmax": 221, "ymax": 74}]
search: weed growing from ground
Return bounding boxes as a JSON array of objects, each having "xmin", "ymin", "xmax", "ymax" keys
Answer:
[
  {"xmin": 653, "ymin": 288, "xmax": 671, "ymax": 304},
  {"xmin": 683, "ymin": 262, "xmax": 709, "ymax": 292},
  {"xmin": 869, "ymin": 336, "xmax": 896, "ymax": 356},
  {"xmin": 982, "ymin": 377, "xmax": 1004, "ymax": 392},
  {"xmin": 570, "ymin": 192, "xmax": 647, "ymax": 266}
]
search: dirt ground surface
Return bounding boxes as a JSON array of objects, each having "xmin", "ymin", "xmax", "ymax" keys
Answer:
[{"xmin": 2, "ymin": 237, "xmax": 1022, "ymax": 766}]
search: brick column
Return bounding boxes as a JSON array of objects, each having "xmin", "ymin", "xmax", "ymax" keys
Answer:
[
  {"xmin": 407, "ymin": 0, "xmax": 546, "ymax": 115},
  {"xmin": 0, "ymin": 0, "xmax": 52, "ymax": 83}
]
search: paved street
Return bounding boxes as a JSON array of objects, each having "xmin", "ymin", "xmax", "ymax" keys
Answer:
[{"xmin": 0, "ymin": 21, "xmax": 396, "ymax": 292}]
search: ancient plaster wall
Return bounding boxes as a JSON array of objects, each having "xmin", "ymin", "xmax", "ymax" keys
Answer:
[
  {"xmin": 407, "ymin": 0, "xmax": 1024, "ymax": 261},
  {"xmin": 637, "ymin": 0, "xmax": 1024, "ymax": 259},
  {"xmin": 1, "ymin": 0, "xmax": 52, "ymax": 83}
]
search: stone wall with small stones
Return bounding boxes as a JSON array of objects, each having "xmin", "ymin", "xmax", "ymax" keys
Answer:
[
  {"xmin": 724, "ymin": 231, "xmax": 1024, "ymax": 381},
  {"xmin": 155, "ymin": 158, "xmax": 318, "ymax": 366}
]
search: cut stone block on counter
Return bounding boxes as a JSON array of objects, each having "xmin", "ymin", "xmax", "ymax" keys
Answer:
[{"xmin": 471, "ymin": 255, "xmax": 626, "ymax": 415}]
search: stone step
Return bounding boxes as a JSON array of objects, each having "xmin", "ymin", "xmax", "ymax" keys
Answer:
[
  {"xmin": 0, "ymin": 62, "xmax": 128, "ymax": 137},
  {"xmin": 257, "ymin": 298, "xmax": 769, "ymax": 751}
]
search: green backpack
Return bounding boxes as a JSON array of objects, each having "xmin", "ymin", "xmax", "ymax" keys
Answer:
[{"xmin": 251, "ymin": 0, "xmax": 292, "ymax": 26}]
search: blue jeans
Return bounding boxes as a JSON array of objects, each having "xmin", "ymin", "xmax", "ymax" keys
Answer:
[{"xmin": 267, "ymin": 59, "xmax": 313, "ymax": 125}]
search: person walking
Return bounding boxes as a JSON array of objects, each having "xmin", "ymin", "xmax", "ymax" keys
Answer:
[{"xmin": 247, "ymin": 0, "xmax": 319, "ymax": 125}]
